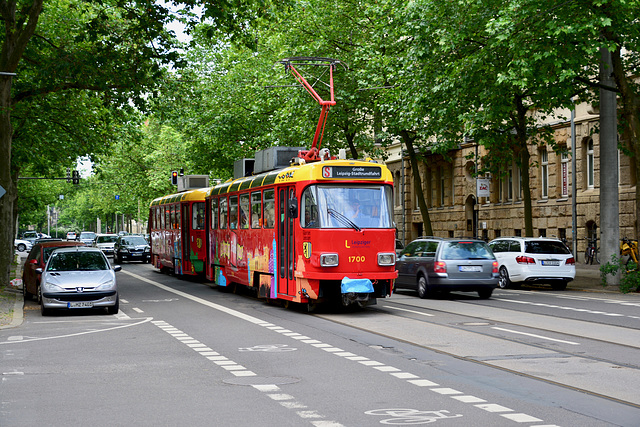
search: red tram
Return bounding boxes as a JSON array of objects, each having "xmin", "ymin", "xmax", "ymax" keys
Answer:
[
  {"xmin": 149, "ymin": 188, "xmax": 208, "ymax": 276},
  {"xmin": 149, "ymin": 57, "xmax": 398, "ymax": 308},
  {"xmin": 205, "ymin": 157, "xmax": 397, "ymax": 308}
]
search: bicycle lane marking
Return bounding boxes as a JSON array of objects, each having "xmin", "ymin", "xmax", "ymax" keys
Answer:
[{"xmin": 123, "ymin": 270, "xmax": 556, "ymax": 426}]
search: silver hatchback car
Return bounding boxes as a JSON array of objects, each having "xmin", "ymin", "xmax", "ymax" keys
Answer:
[
  {"xmin": 37, "ymin": 247, "xmax": 121, "ymax": 315},
  {"xmin": 395, "ymin": 237, "xmax": 499, "ymax": 299}
]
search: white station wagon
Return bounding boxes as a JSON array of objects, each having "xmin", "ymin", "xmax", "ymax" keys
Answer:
[{"xmin": 488, "ymin": 237, "xmax": 575, "ymax": 290}]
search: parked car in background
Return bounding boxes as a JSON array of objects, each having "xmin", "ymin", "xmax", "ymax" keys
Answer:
[
  {"xmin": 114, "ymin": 234, "xmax": 151, "ymax": 263},
  {"xmin": 79, "ymin": 231, "xmax": 97, "ymax": 245},
  {"xmin": 488, "ymin": 237, "xmax": 575, "ymax": 290},
  {"xmin": 395, "ymin": 237, "xmax": 499, "ymax": 299},
  {"xmin": 14, "ymin": 239, "xmax": 32, "ymax": 252},
  {"xmin": 37, "ymin": 246, "xmax": 121, "ymax": 315},
  {"xmin": 22, "ymin": 240, "xmax": 86, "ymax": 302},
  {"xmin": 395, "ymin": 239, "xmax": 404, "ymax": 257},
  {"xmin": 93, "ymin": 234, "xmax": 118, "ymax": 256},
  {"xmin": 66, "ymin": 231, "xmax": 77, "ymax": 241},
  {"xmin": 21, "ymin": 231, "xmax": 40, "ymax": 245}
]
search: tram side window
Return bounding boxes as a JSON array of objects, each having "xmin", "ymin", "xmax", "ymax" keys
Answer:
[
  {"xmin": 251, "ymin": 191, "xmax": 262, "ymax": 228},
  {"xmin": 192, "ymin": 202, "xmax": 205, "ymax": 230},
  {"xmin": 170, "ymin": 205, "xmax": 176, "ymax": 229},
  {"xmin": 159, "ymin": 207, "xmax": 164, "ymax": 230},
  {"xmin": 229, "ymin": 195, "xmax": 238, "ymax": 229},
  {"xmin": 263, "ymin": 189, "xmax": 275, "ymax": 228},
  {"xmin": 239, "ymin": 194, "xmax": 250, "ymax": 229},
  {"xmin": 301, "ymin": 187, "xmax": 319, "ymax": 228},
  {"xmin": 220, "ymin": 197, "xmax": 228, "ymax": 229},
  {"xmin": 176, "ymin": 204, "xmax": 181, "ymax": 229},
  {"xmin": 165, "ymin": 207, "xmax": 171, "ymax": 230},
  {"xmin": 211, "ymin": 198, "xmax": 218, "ymax": 230}
]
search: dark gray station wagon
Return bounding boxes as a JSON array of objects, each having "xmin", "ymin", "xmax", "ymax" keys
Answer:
[{"xmin": 395, "ymin": 237, "xmax": 499, "ymax": 299}]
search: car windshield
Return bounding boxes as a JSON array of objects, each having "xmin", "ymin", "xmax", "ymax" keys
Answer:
[
  {"xmin": 97, "ymin": 236, "xmax": 117, "ymax": 243},
  {"xmin": 525, "ymin": 241, "xmax": 571, "ymax": 254},
  {"xmin": 122, "ymin": 236, "xmax": 147, "ymax": 245},
  {"xmin": 300, "ymin": 184, "xmax": 393, "ymax": 229},
  {"xmin": 441, "ymin": 242, "xmax": 494, "ymax": 260},
  {"xmin": 80, "ymin": 232, "xmax": 96, "ymax": 240},
  {"xmin": 47, "ymin": 251, "xmax": 109, "ymax": 271}
]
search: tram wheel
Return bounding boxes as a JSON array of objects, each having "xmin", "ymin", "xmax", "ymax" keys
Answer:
[{"xmin": 306, "ymin": 301, "xmax": 318, "ymax": 313}]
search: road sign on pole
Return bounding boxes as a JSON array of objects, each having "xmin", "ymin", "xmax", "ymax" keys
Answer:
[{"xmin": 0, "ymin": 185, "xmax": 5, "ymax": 199}]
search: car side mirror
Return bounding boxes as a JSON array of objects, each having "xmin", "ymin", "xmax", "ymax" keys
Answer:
[
  {"xmin": 29, "ymin": 259, "xmax": 38, "ymax": 265},
  {"xmin": 35, "ymin": 268, "xmax": 43, "ymax": 274},
  {"xmin": 113, "ymin": 265, "xmax": 122, "ymax": 272}
]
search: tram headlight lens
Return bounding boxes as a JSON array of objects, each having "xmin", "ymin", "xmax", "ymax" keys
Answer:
[
  {"xmin": 320, "ymin": 253, "xmax": 339, "ymax": 267},
  {"xmin": 377, "ymin": 253, "xmax": 395, "ymax": 266}
]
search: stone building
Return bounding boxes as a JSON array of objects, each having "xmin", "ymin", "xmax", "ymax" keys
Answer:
[{"xmin": 385, "ymin": 102, "xmax": 637, "ymax": 261}]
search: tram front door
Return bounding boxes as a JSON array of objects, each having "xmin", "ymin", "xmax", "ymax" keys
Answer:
[{"xmin": 278, "ymin": 186, "xmax": 296, "ymax": 297}]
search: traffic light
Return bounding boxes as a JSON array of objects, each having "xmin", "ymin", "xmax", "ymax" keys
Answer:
[
  {"xmin": 171, "ymin": 170, "xmax": 178, "ymax": 185},
  {"xmin": 66, "ymin": 168, "xmax": 71, "ymax": 183},
  {"xmin": 72, "ymin": 170, "xmax": 80, "ymax": 185}
]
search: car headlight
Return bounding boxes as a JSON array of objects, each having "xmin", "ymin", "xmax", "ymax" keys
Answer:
[
  {"xmin": 44, "ymin": 281, "xmax": 65, "ymax": 292},
  {"xmin": 119, "ymin": 247, "xmax": 129, "ymax": 253},
  {"xmin": 96, "ymin": 280, "xmax": 115, "ymax": 290},
  {"xmin": 320, "ymin": 253, "xmax": 339, "ymax": 267},
  {"xmin": 377, "ymin": 253, "xmax": 395, "ymax": 266},
  {"xmin": 144, "ymin": 247, "xmax": 150, "ymax": 252}
]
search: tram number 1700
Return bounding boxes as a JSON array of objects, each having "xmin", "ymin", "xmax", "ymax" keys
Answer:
[{"xmin": 349, "ymin": 256, "xmax": 366, "ymax": 263}]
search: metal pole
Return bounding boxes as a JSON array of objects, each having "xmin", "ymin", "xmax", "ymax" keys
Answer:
[
  {"xmin": 571, "ymin": 101, "xmax": 577, "ymax": 259},
  {"xmin": 401, "ymin": 151, "xmax": 406, "ymax": 244}
]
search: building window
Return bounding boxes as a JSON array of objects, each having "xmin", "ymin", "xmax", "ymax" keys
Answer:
[
  {"xmin": 439, "ymin": 166, "xmax": 445, "ymax": 206},
  {"xmin": 560, "ymin": 150, "xmax": 569, "ymax": 197},
  {"xmin": 394, "ymin": 171, "xmax": 401, "ymax": 207},
  {"xmin": 587, "ymin": 139, "xmax": 594, "ymax": 188},
  {"xmin": 540, "ymin": 149, "xmax": 548, "ymax": 198},
  {"xmin": 450, "ymin": 166, "xmax": 455, "ymax": 206},
  {"xmin": 507, "ymin": 167, "xmax": 513, "ymax": 201},
  {"xmin": 514, "ymin": 229, "xmax": 521, "ymax": 237}
]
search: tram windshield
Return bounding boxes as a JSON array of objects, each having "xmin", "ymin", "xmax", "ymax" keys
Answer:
[{"xmin": 301, "ymin": 185, "xmax": 393, "ymax": 229}]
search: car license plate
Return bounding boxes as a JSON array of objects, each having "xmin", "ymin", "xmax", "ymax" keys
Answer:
[
  {"xmin": 68, "ymin": 302, "xmax": 93, "ymax": 308},
  {"xmin": 541, "ymin": 260, "xmax": 560, "ymax": 266},
  {"xmin": 459, "ymin": 265, "xmax": 482, "ymax": 272}
]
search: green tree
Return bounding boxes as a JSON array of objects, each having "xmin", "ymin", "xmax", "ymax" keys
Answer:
[{"xmin": 1, "ymin": 0, "xmax": 179, "ymax": 285}]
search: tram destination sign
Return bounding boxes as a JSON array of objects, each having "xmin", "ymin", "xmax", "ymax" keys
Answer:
[{"xmin": 322, "ymin": 166, "xmax": 381, "ymax": 179}]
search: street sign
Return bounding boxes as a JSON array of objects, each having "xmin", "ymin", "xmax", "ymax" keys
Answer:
[
  {"xmin": 0, "ymin": 185, "xmax": 5, "ymax": 199},
  {"xmin": 115, "ymin": 195, "xmax": 120, "ymax": 200}
]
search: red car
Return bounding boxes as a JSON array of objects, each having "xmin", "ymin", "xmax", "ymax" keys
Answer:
[{"xmin": 22, "ymin": 240, "xmax": 86, "ymax": 302}]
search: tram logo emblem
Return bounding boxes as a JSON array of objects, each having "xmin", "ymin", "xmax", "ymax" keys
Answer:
[
  {"xmin": 303, "ymin": 242, "xmax": 312, "ymax": 259},
  {"xmin": 322, "ymin": 166, "xmax": 332, "ymax": 178}
]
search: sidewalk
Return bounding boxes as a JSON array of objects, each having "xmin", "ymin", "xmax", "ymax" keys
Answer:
[{"xmin": 0, "ymin": 257, "xmax": 624, "ymax": 329}]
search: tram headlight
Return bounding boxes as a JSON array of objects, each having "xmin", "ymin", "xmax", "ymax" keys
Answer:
[
  {"xmin": 377, "ymin": 253, "xmax": 395, "ymax": 266},
  {"xmin": 320, "ymin": 253, "xmax": 339, "ymax": 267}
]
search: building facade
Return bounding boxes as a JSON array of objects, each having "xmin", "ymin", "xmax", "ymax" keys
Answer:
[{"xmin": 385, "ymin": 102, "xmax": 637, "ymax": 261}]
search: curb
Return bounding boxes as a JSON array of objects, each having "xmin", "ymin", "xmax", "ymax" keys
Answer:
[{"xmin": 0, "ymin": 290, "xmax": 24, "ymax": 330}]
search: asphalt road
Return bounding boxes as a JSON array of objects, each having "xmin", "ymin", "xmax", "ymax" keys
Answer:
[{"xmin": 1, "ymin": 262, "xmax": 639, "ymax": 426}]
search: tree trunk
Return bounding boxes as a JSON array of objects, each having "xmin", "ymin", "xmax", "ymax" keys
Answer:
[
  {"xmin": 513, "ymin": 95, "xmax": 534, "ymax": 237},
  {"xmin": 0, "ymin": 77, "xmax": 16, "ymax": 285},
  {"xmin": 610, "ymin": 46, "xmax": 640, "ymax": 253},
  {"xmin": 401, "ymin": 130, "xmax": 433, "ymax": 236}
]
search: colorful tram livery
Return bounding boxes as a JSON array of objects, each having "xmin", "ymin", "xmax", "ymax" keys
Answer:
[
  {"xmin": 149, "ymin": 188, "xmax": 207, "ymax": 276},
  {"xmin": 205, "ymin": 159, "xmax": 398, "ymax": 308}
]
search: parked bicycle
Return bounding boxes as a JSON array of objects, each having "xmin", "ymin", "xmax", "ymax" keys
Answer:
[
  {"xmin": 584, "ymin": 237, "xmax": 600, "ymax": 264},
  {"xmin": 620, "ymin": 237, "xmax": 639, "ymax": 271}
]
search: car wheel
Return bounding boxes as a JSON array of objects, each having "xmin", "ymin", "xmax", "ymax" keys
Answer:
[
  {"xmin": 551, "ymin": 281, "xmax": 568, "ymax": 291},
  {"xmin": 107, "ymin": 297, "xmax": 119, "ymax": 315},
  {"xmin": 477, "ymin": 289, "xmax": 493, "ymax": 299},
  {"xmin": 39, "ymin": 286, "xmax": 50, "ymax": 316},
  {"xmin": 498, "ymin": 266, "xmax": 511, "ymax": 289},
  {"xmin": 17, "ymin": 243, "xmax": 26, "ymax": 252},
  {"xmin": 417, "ymin": 275, "xmax": 429, "ymax": 299},
  {"xmin": 23, "ymin": 281, "xmax": 33, "ymax": 301}
]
